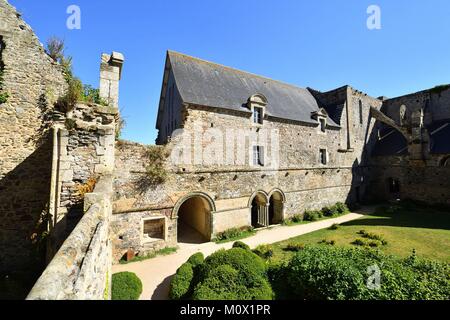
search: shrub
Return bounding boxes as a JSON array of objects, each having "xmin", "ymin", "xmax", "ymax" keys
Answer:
[
  {"xmin": 169, "ymin": 262, "xmax": 194, "ymax": 300},
  {"xmin": 321, "ymin": 206, "xmax": 334, "ymax": 217},
  {"xmin": 215, "ymin": 226, "xmax": 255, "ymax": 242},
  {"xmin": 284, "ymin": 246, "xmax": 450, "ymax": 300},
  {"xmin": 189, "ymin": 248, "xmax": 273, "ymax": 300},
  {"xmin": 284, "ymin": 243, "xmax": 305, "ymax": 252},
  {"xmin": 253, "ymin": 244, "xmax": 274, "ymax": 260},
  {"xmin": 334, "ymin": 202, "xmax": 349, "ymax": 214},
  {"xmin": 329, "ymin": 223, "xmax": 340, "ymax": 230},
  {"xmin": 233, "ymin": 241, "xmax": 250, "ymax": 251},
  {"xmin": 303, "ymin": 210, "xmax": 320, "ymax": 221},
  {"xmin": 318, "ymin": 239, "xmax": 336, "ymax": 246},
  {"xmin": 111, "ymin": 272, "xmax": 142, "ymax": 300},
  {"xmin": 145, "ymin": 145, "xmax": 169, "ymax": 185},
  {"xmin": 291, "ymin": 214, "xmax": 303, "ymax": 223},
  {"xmin": 357, "ymin": 230, "xmax": 388, "ymax": 246},
  {"xmin": 187, "ymin": 252, "xmax": 204, "ymax": 267},
  {"xmin": 192, "ymin": 264, "xmax": 272, "ymax": 300},
  {"xmin": 198, "ymin": 248, "xmax": 267, "ymax": 283}
]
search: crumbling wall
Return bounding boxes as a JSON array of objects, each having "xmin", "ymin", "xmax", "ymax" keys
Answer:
[{"xmin": 0, "ymin": 0, "xmax": 67, "ymax": 275}]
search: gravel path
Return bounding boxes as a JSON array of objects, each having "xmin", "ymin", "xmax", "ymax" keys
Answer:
[{"xmin": 112, "ymin": 211, "xmax": 365, "ymax": 300}]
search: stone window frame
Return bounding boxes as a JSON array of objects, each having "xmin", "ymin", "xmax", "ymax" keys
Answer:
[
  {"xmin": 252, "ymin": 145, "xmax": 265, "ymax": 167},
  {"xmin": 247, "ymin": 94, "xmax": 268, "ymax": 127},
  {"xmin": 319, "ymin": 148, "xmax": 328, "ymax": 165},
  {"xmin": 141, "ymin": 216, "xmax": 168, "ymax": 244}
]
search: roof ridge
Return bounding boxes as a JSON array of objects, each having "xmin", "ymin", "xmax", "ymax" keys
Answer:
[{"xmin": 167, "ymin": 50, "xmax": 308, "ymax": 92}]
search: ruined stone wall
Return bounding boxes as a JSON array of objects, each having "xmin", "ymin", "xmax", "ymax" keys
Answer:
[
  {"xmin": 48, "ymin": 104, "xmax": 117, "ymax": 257},
  {"xmin": 368, "ymin": 156, "xmax": 450, "ymax": 206},
  {"xmin": 27, "ymin": 176, "xmax": 113, "ymax": 300},
  {"xmin": 0, "ymin": 0, "xmax": 67, "ymax": 274}
]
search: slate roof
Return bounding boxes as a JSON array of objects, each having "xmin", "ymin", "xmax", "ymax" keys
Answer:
[{"xmin": 167, "ymin": 51, "xmax": 339, "ymax": 127}]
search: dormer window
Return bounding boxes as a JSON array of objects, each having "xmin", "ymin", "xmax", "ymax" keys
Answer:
[
  {"xmin": 311, "ymin": 108, "xmax": 329, "ymax": 134},
  {"xmin": 253, "ymin": 107, "xmax": 263, "ymax": 124},
  {"xmin": 319, "ymin": 118, "xmax": 326, "ymax": 132},
  {"xmin": 247, "ymin": 94, "xmax": 267, "ymax": 126}
]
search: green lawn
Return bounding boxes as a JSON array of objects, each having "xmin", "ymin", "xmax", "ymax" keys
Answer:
[{"xmin": 271, "ymin": 204, "xmax": 450, "ymax": 264}]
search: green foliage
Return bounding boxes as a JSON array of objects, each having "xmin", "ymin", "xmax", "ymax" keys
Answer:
[
  {"xmin": 303, "ymin": 210, "xmax": 321, "ymax": 221},
  {"xmin": 119, "ymin": 247, "xmax": 177, "ymax": 264},
  {"xmin": 334, "ymin": 202, "xmax": 350, "ymax": 214},
  {"xmin": 47, "ymin": 37, "xmax": 107, "ymax": 112},
  {"xmin": 329, "ymin": 223, "xmax": 340, "ymax": 230},
  {"xmin": 291, "ymin": 214, "xmax": 303, "ymax": 223},
  {"xmin": 0, "ymin": 51, "xmax": 8, "ymax": 104},
  {"xmin": 214, "ymin": 226, "xmax": 255, "ymax": 243},
  {"xmin": 187, "ymin": 252, "xmax": 204, "ymax": 267},
  {"xmin": 144, "ymin": 145, "xmax": 169, "ymax": 185},
  {"xmin": 284, "ymin": 246, "xmax": 450, "ymax": 300},
  {"xmin": 283, "ymin": 243, "xmax": 305, "ymax": 252},
  {"xmin": 169, "ymin": 262, "xmax": 194, "ymax": 300},
  {"xmin": 318, "ymin": 239, "xmax": 336, "ymax": 246},
  {"xmin": 111, "ymin": 272, "xmax": 142, "ymax": 300},
  {"xmin": 232, "ymin": 241, "xmax": 251, "ymax": 251},
  {"xmin": 170, "ymin": 247, "xmax": 273, "ymax": 300},
  {"xmin": 82, "ymin": 84, "xmax": 109, "ymax": 105},
  {"xmin": 193, "ymin": 248, "xmax": 272, "ymax": 300},
  {"xmin": 354, "ymin": 230, "xmax": 388, "ymax": 246},
  {"xmin": 253, "ymin": 244, "xmax": 274, "ymax": 260}
]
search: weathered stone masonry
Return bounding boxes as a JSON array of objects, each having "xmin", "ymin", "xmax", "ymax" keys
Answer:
[{"xmin": 0, "ymin": 0, "xmax": 67, "ymax": 275}]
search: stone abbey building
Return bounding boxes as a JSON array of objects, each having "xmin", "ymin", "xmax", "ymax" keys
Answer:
[{"xmin": 0, "ymin": 0, "xmax": 448, "ymax": 299}]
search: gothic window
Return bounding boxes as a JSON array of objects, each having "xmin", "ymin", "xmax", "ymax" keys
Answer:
[
  {"xmin": 253, "ymin": 145, "xmax": 264, "ymax": 166},
  {"xmin": 253, "ymin": 107, "xmax": 263, "ymax": 124},
  {"xmin": 320, "ymin": 149, "xmax": 327, "ymax": 165}
]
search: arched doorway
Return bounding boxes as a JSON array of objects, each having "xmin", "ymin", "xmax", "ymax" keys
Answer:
[
  {"xmin": 250, "ymin": 192, "xmax": 269, "ymax": 228},
  {"xmin": 269, "ymin": 190, "xmax": 285, "ymax": 225},
  {"xmin": 175, "ymin": 194, "xmax": 214, "ymax": 244}
]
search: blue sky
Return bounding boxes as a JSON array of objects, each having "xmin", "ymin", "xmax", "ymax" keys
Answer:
[{"xmin": 9, "ymin": 0, "xmax": 450, "ymax": 144}]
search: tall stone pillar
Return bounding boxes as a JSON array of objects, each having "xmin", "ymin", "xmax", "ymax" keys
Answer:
[{"xmin": 99, "ymin": 52, "xmax": 124, "ymax": 109}]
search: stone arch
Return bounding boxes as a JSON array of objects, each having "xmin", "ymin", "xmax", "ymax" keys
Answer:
[
  {"xmin": 268, "ymin": 189, "xmax": 286, "ymax": 224},
  {"xmin": 172, "ymin": 192, "xmax": 216, "ymax": 243},
  {"xmin": 439, "ymin": 156, "xmax": 450, "ymax": 167},
  {"xmin": 248, "ymin": 93, "xmax": 268, "ymax": 106},
  {"xmin": 249, "ymin": 191, "xmax": 269, "ymax": 228}
]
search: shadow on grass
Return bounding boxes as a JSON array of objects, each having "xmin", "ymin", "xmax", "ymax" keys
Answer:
[{"xmin": 342, "ymin": 204, "xmax": 450, "ymax": 231}]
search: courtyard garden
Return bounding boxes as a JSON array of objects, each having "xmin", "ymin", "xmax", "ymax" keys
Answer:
[{"xmin": 166, "ymin": 201, "xmax": 450, "ymax": 300}]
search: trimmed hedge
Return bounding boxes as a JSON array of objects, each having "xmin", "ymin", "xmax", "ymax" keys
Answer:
[
  {"xmin": 233, "ymin": 241, "xmax": 250, "ymax": 251},
  {"xmin": 111, "ymin": 272, "xmax": 143, "ymax": 300},
  {"xmin": 284, "ymin": 246, "xmax": 450, "ymax": 300},
  {"xmin": 187, "ymin": 252, "xmax": 204, "ymax": 267},
  {"xmin": 169, "ymin": 262, "xmax": 194, "ymax": 300},
  {"xmin": 169, "ymin": 248, "xmax": 273, "ymax": 300}
]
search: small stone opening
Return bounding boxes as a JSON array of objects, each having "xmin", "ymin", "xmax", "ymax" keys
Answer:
[{"xmin": 142, "ymin": 217, "xmax": 165, "ymax": 243}]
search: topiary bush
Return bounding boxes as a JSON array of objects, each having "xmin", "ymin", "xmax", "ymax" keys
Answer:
[
  {"xmin": 187, "ymin": 252, "xmax": 204, "ymax": 267},
  {"xmin": 169, "ymin": 262, "xmax": 194, "ymax": 300},
  {"xmin": 233, "ymin": 241, "xmax": 250, "ymax": 251},
  {"xmin": 169, "ymin": 247, "xmax": 273, "ymax": 300},
  {"xmin": 111, "ymin": 272, "xmax": 143, "ymax": 300}
]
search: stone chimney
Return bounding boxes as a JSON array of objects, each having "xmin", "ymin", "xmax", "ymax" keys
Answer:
[{"xmin": 99, "ymin": 51, "xmax": 124, "ymax": 109}]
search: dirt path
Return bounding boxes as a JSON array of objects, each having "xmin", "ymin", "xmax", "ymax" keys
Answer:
[{"xmin": 112, "ymin": 211, "xmax": 365, "ymax": 300}]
